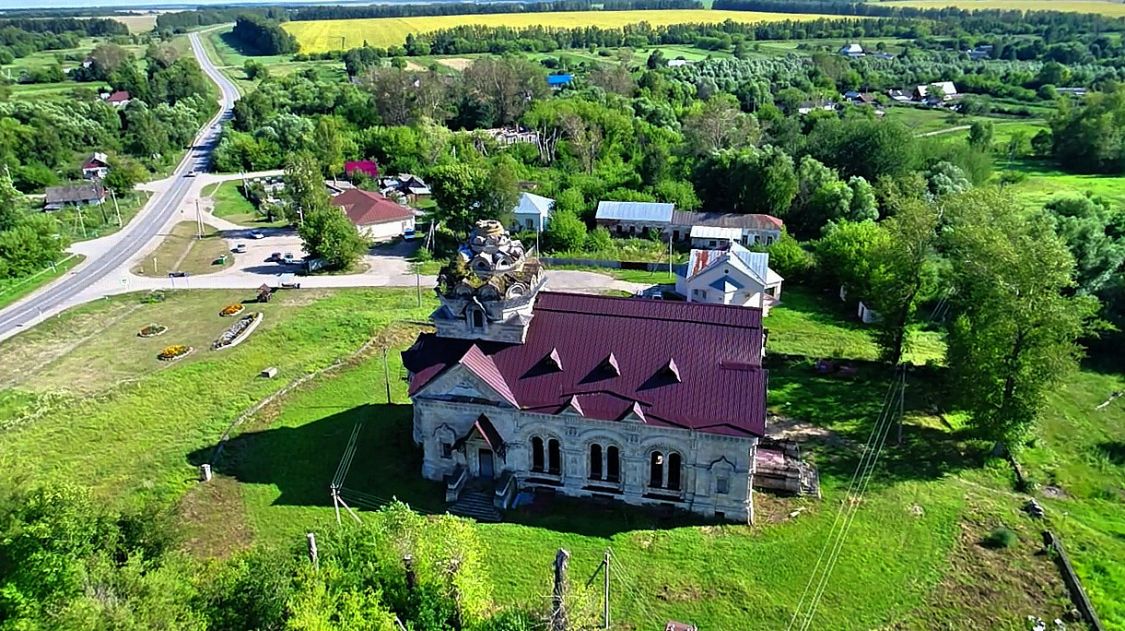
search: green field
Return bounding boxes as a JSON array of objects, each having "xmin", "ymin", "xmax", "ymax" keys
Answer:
[
  {"xmin": 1006, "ymin": 159, "xmax": 1125, "ymax": 210},
  {"xmin": 283, "ymin": 10, "xmax": 843, "ymax": 53},
  {"xmin": 205, "ymin": 180, "xmax": 288, "ymax": 228},
  {"xmin": 133, "ymin": 221, "xmax": 234, "ymax": 277},
  {"xmin": 1, "ymin": 281, "xmax": 1119, "ymax": 627},
  {"xmin": 881, "ymin": 0, "xmax": 1125, "ymax": 16},
  {"xmin": 2, "ymin": 40, "xmax": 146, "ymax": 100}
]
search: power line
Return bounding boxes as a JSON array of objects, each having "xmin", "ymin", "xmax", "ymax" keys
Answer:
[{"xmin": 788, "ymin": 370, "xmax": 904, "ymax": 630}]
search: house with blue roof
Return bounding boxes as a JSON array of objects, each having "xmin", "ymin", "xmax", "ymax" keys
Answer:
[
  {"xmin": 511, "ymin": 192, "xmax": 555, "ymax": 232},
  {"xmin": 546, "ymin": 74, "xmax": 573, "ymax": 88},
  {"xmin": 675, "ymin": 242, "xmax": 783, "ymax": 315}
]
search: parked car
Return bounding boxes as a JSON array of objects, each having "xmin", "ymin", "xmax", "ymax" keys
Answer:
[
  {"xmin": 403, "ymin": 228, "xmax": 416, "ymax": 241},
  {"xmin": 185, "ymin": 170, "xmax": 197, "ymax": 178},
  {"xmin": 168, "ymin": 271, "xmax": 189, "ymax": 278},
  {"xmin": 281, "ymin": 252, "xmax": 297, "ymax": 264},
  {"xmin": 231, "ymin": 243, "xmax": 247, "ymax": 254},
  {"xmin": 250, "ymin": 231, "xmax": 265, "ymax": 240}
]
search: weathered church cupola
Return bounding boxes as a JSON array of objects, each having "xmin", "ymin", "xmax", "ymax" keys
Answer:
[{"xmin": 432, "ymin": 219, "xmax": 545, "ymax": 344}]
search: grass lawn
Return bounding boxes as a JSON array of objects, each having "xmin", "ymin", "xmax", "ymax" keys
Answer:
[
  {"xmin": 206, "ymin": 180, "xmax": 288, "ymax": 228},
  {"xmin": 768, "ymin": 285, "xmax": 945, "ymax": 365},
  {"xmin": 1, "ymin": 281, "xmax": 1119, "ymax": 626},
  {"xmin": 1004, "ymin": 159, "xmax": 1125, "ymax": 210},
  {"xmin": 133, "ymin": 221, "xmax": 234, "ymax": 277},
  {"xmin": 0, "ymin": 254, "xmax": 84, "ymax": 311}
]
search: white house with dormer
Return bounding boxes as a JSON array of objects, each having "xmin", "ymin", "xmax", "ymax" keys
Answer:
[{"xmin": 675, "ymin": 242, "xmax": 783, "ymax": 315}]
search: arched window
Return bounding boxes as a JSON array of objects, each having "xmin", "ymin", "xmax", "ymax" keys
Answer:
[
  {"xmin": 471, "ymin": 309, "xmax": 484, "ymax": 330},
  {"xmin": 531, "ymin": 437, "xmax": 544, "ymax": 473},
  {"xmin": 548, "ymin": 439, "xmax": 561, "ymax": 475},
  {"xmin": 649, "ymin": 451, "xmax": 664, "ymax": 488},
  {"xmin": 606, "ymin": 446, "xmax": 620, "ymax": 483},
  {"xmin": 667, "ymin": 452, "xmax": 682, "ymax": 491},
  {"xmin": 589, "ymin": 444, "xmax": 603, "ymax": 480}
]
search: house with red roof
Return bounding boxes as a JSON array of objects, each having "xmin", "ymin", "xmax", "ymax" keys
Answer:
[
  {"xmin": 330, "ymin": 188, "xmax": 415, "ymax": 241},
  {"xmin": 401, "ymin": 220, "xmax": 772, "ymax": 523},
  {"xmin": 102, "ymin": 90, "xmax": 131, "ymax": 107}
]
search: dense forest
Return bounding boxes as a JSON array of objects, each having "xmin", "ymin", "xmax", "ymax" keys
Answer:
[
  {"xmin": 230, "ymin": 14, "xmax": 299, "ymax": 57},
  {"xmin": 0, "ymin": 17, "xmax": 128, "ymax": 62}
]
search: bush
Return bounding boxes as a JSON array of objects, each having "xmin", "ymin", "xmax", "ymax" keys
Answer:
[
  {"xmin": 543, "ymin": 209, "xmax": 587, "ymax": 252},
  {"xmin": 585, "ymin": 226, "xmax": 613, "ymax": 252},
  {"xmin": 982, "ymin": 526, "xmax": 1018, "ymax": 549}
]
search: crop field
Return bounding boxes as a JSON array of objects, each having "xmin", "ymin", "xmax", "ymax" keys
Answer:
[
  {"xmin": 283, "ymin": 10, "xmax": 840, "ymax": 52},
  {"xmin": 107, "ymin": 14, "xmax": 158, "ymax": 33},
  {"xmin": 880, "ymin": 0, "xmax": 1125, "ymax": 16}
]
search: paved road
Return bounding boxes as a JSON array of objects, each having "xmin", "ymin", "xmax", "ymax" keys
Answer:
[{"xmin": 0, "ymin": 32, "xmax": 240, "ymax": 341}]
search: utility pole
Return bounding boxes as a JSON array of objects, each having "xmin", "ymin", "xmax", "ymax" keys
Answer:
[
  {"xmin": 603, "ymin": 550, "xmax": 610, "ymax": 630},
  {"xmin": 195, "ymin": 199, "xmax": 204, "ymax": 239},
  {"xmin": 897, "ymin": 366, "xmax": 906, "ymax": 445},
  {"xmin": 551, "ymin": 549, "xmax": 570, "ymax": 631},
  {"xmin": 668, "ymin": 230, "xmax": 673, "ymax": 278},
  {"xmin": 109, "ymin": 187, "xmax": 122, "ymax": 226},
  {"xmin": 383, "ymin": 346, "xmax": 392, "ymax": 404}
]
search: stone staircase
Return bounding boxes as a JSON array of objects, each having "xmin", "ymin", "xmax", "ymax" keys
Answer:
[{"xmin": 449, "ymin": 487, "xmax": 502, "ymax": 522}]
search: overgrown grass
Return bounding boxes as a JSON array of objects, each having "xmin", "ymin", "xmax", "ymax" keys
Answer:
[
  {"xmin": 208, "ymin": 180, "xmax": 287, "ymax": 228},
  {"xmin": 767, "ymin": 285, "xmax": 945, "ymax": 365},
  {"xmin": 132, "ymin": 221, "xmax": 234, "ymax": 277},
  {"xmin": 53, "ymin": 192, "xmax": 151, "ymax": 242},
  {"xmin": 0, "ymin": 254, "xmax": 83, "ymax": 311},
  {"xmin": 0, "ymin": 289, "xmax": 433, "ymax": 512},
  {"xmin": 1005, "ymin": 158, "xmax": 1125, "ymax": 210}
]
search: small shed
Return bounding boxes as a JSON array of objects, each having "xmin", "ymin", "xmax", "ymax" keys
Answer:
[
  {"xmin": 257, "ymin": 283, "xmax": 272, "ymax": 303},
  {"xmin": 44, "ymin": 183, "xmax": 105, "ymax": 211}
]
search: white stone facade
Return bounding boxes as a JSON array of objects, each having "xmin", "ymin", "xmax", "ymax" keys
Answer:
[{"xmin": 411, "ymin": 371, "xmax": 757, "ymax": 523}]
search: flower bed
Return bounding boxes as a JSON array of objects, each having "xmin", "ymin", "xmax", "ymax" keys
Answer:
[
  {"xmin": 138, "ymin": 323, "xmax": 168, "ymax": 338},
  {"xmin": 212, "ymin": 312, "xmax": 263, "ymax": 350},
  {"xmin": 219, "ymin": 303, "xmax": 245, "ymax": 317},
  {"xmin": 158, "ymin": 345, "xmax": 193, "ymax": 361}
]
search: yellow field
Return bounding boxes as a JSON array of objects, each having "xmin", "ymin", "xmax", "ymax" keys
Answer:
[
  {"xmin": 880, "ymin": 0, "xmax": 1125, "ymax": 16},
  {"xmin": 107, "ymin": 14, "xmax": 158, "ymax": 33},
  {"xmin": 284, "ymin": 9, "xmax": 838, "ymax": 52}
]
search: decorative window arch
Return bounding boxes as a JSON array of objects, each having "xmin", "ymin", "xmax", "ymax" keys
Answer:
[
  {"xmin": 547, "ymin": 438, "xmax": 561, "ymax": 475},
  {"xmin": 649, "ymin": 451, "xmax": 664, "ymax": 488},
  {"xmin": 606, "ymin": 446, "xmax": 620, "ymax": 482},
  {"xmin": 470, "ymin": 308, "xmax": 485, "ymax": 330},
  {"xmin": 648, "ymin": 449, "xmax": 683, "ymax": 491},
  {"xmin": 588, "ymin": 444, "xmax": 603, "ymax": 480},
  {"xmin": 530, "ymin": 436, "xmax": 545, "ymax": 473}
]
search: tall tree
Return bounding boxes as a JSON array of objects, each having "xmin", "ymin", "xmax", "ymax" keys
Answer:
[
  {"xmin": 943, "ymin": 188, "xmax": 1097, "ymax": 446},
  {"xmin": 282, "ymin": 152, "xmax": 329, "ymax": 225},
  {"xmin": 1044, "ymin": 194, "xmax": 1125, "ymax": 295},
  {"xmin": 461, "ymin": 56, "xmax": 544, "ymax": 127},
  {"xmin": 429, "ymin": 160, "xmax": 518, "ymax": 236},
  {"xmin": 868, "ymin": 198, "xmax": 941, "ymax": 366}
]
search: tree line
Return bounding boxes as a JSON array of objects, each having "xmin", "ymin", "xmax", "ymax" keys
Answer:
[
  {"xmin": 292, "ymin": 0, "xmax": 702, "ymax": 21},
  {"xmin": 0, "ymin": 484, "xmax": 569, "ymax": 630},
  {"xmin": 229, "ymin": 15, "xmax": 299, "ymax": 56},
  {"xmin": 154, "ymin": 7, "xmax": 288, "ymax": 33},
  {"xmin": 0, "ymin": 17, "xmax": 128, "ymax": 63}
]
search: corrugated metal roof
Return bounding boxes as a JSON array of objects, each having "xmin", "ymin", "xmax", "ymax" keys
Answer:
[
  {"xmin": 404, "ymin": 291, "xmax": 766, "ymax": 437},
  {"xmin": 732, "ymin": 245, "xmax": 770, "ymax": 282},
  {"xmin": 595, "ymin": 201, "xmax": 675, "ymax": 223},
  {"xmin": 514, "ymin": 192, "xmax": 554, "ymax": 217},
  {"xmin": 673, "ymin": 211, "xmax": 783, "ymax": 231},
  {"xmin": 690, "ymin": 225, "xmax": 742, "ymax": 241}
]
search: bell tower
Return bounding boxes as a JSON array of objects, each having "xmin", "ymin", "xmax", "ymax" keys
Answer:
[{"xmin": 431, "ymin": 219, "xmax": 545, "ymax": 344}]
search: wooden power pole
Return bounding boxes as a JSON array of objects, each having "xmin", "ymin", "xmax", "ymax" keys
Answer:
[{"xmin": 551, "ymin": 549, "xmax": 570, "ymax": 631}]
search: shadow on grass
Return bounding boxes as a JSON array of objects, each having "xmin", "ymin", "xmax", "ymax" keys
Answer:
[
  {"xmin": 776, "ymin": 285, "xmax": 872, "ymax": 333},
  {"xmin": 188, "ymin": 403, "xmax": 446, "ymax": 515},
  {"xmin": 1096, "ymin": 441, "xmax": 1125, "ymax": 466},
  {"xmin": 187, "ymin": 402, "xmax": 721, "ymax": 536},
  {"xmin": 767, "ymin": 356, "xmax": 986, "ymax": 487}
]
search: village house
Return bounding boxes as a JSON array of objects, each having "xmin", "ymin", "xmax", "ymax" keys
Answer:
[
  {"xmin": 380, "ymin": 173, "xmax": 430, "ymax": 203},
  {"xmin": 402, "ymin": 220, "xmax": 771, "ymax": 523},
  {"xmin": 672, "ymin": 211, "xmax": 783, "ymax": 246},
  {"xmin": 839, "ymin": 43, "xmax": 865, "ymax": 58},
  {"xmin": 102, "ymin": 90, "xmax": 131, "ymax": 107},
  {"xmin": 43, "ymin": 183, "xmax": 105, "ymax": 211},
  {"xmin": 913, "ymin": 81, "xmax": 958, "ymax": 105},
  {"xmin": 81, "ymin": 152, "xmax": 110, "ymax": 180},
  {"xmin": 512, "ymin": 192, "xmax": 554, "ymax": 233},
  {"xmin": 676, "ymin": 242, "xmax": 783, "ymax": 315},
  {"xmin": 344, "ymin": 159, "xmax": 379, "ymax": 180},
  {"xmin": 330, "ymin": 188, "xmax": 415, "ymax": 241},
  {"xmin": 595, "ymin": 201, "xmax": 675, "ymax": 237}
]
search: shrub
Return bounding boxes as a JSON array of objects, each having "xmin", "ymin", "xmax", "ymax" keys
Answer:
[
  {"xmin": 157, "ymin": 345, "xmax": 191, "ymax": 361},
  {"xmin": 982, "ymin": 526, "xmax": 1018, "ymax": 549},
  {"xmin": 585, "ymin": 226, "xmax": 613, "ymax": 252}
]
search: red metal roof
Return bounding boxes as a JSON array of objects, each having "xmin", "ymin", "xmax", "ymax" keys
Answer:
[
  {"xmin": 403, "ymin": 292, "xmax": 766, "ymax": 437},
  {"xmin": 105, "ymin": 90, "xmax": 130, "ymax": 103},
  {"xmin": 331, "ymin": 189, "xmax": 414, "ymax": 226},
  {"xmin": 344, "ymin": 160, "xmax": 379, "ymax": 178}
]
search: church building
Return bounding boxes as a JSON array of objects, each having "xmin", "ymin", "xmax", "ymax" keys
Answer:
[{"xmin": 402, "ymin": 220, "xmax": 769, "ymax": 523}]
